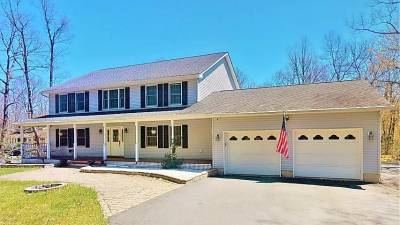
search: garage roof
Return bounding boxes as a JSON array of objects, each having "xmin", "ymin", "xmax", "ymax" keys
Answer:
[{"xmin": 182, "ymin": 80, "xmax": 391, "ymax": 115}]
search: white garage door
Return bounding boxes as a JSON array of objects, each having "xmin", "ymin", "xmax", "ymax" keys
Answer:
[
  {"xmin": 225, "ymin": 130, "xmax": 281, "ymax": 176},
  {"xmin": 294, "ymin": 128, "xmax": 362, "ymax": 180}
]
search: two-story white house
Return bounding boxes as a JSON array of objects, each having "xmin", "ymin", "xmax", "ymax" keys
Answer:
[{"xmin": 18, "ymin": 52, "xmax": 391, "ymax": 183}]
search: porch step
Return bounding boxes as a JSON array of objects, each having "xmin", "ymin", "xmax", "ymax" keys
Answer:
[{"xmin": 67, "ymin": 159, "xmax": 105, "ymax": 167}]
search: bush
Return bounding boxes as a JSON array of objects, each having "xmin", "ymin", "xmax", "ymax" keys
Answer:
[{"xmin": 161, "ymin": 153, "xmax": 183, "ymax": 169}]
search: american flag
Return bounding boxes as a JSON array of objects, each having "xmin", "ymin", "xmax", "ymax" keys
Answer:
[{"xmin": 276, "ymin": 114, "xmax": 289, "ymax": 158}]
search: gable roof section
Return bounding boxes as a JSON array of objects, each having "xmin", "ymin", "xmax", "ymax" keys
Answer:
[
  {"xmin": 183, "ymin": 80, "xmax": 391, "ymax": 115},
  {"xmin": 45, "ymin": 52, "xmax": 227, "ymax": 93}
]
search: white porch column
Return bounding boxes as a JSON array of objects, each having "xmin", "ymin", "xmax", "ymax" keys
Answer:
[
  {"xmin": 20, "ymin": 126, "xmax": 24, "ymax": 158},
  {"xmin": 135, "ymin": 121, "xmax": 139, "ymax": 163},
  {"xmin": 103, "ymin": 123, "xmax": 107, "ymax": 161},
  {"xmin": 171, "ymin": 120, "xmax": 175, "ymax": 149},
  {"xmin": 46, "ymin": 125, "xmax": 50, "ymax": 159},
  {"xmin": 73, "ymin": 124, "xmax": 77, "ymax": 160}
]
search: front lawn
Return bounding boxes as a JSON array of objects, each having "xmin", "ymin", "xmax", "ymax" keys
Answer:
[
  {"xmin": 0, "ymin": 180, "xmax": 107, "ymax": 225},
  {"xmin": 0, "ymin": 167, "xmax": 38, "ymax": 176}
]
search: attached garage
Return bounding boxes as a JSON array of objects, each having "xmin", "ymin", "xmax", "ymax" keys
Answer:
[
  {"xmin": 224, "ymin": 130, "xmax": 281, "ymax": 176},
  {"xmin": 293, "ymin": 128, "xmax": 363, "ymax": 180}
]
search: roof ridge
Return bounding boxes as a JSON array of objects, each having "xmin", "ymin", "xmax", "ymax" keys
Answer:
[
  {"xmin": 94, "ymin": 52, "xmax": 228, "ymax": 72},
  {"xmin": 214, "ymin": 79, "xmax": 369, "ymax": 94}
]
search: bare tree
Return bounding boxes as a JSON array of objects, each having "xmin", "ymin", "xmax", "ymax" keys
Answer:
[
  {"xmin": 0, "ymin": 5, "xmax": 19, "ymax": 155},
  {"xmin": 274, "ymin": 38, "xmax": 327, "ymax": 85},
  {"xmin": 40, "ymin": 0, "xmax": 68, "ymax": 87},
  {"xmin": 5, "ymin": 0, "xmax": 41, "ymax": 145},
  {"xmin": 235, "ymin": 67, "xmax": 256, "ymax": 88},
  {"xmin": 323, "ymin": 32, "xmax": 371, "ymax": 81}
]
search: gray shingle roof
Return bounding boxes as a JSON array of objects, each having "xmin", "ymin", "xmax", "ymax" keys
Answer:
[
  {"xmin": 182, "ymin": 80, "xmax": 391, "ymax": 115},
  {"xmin": 46, "ymin": 52, "xmax": 227, "ymax": 93}
]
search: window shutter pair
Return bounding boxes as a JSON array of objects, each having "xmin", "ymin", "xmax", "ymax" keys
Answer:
[
  {"xmin": 140, "ymin": 125, "xmax": 188, "ymax": 149},
  {"xmin": 157, "ymin": 125, "xmax": 169, "ymax": 148},
  {"xmin": 157, "ymin": 84, "xmax": 169, "ymax": 107},
  {"xmin": 67, "ymin": 93, "xmax": 76, "ymax": 113},
  {"xmin": 55, "ymin": 128, "xmax": 90, "ymax": 148}
]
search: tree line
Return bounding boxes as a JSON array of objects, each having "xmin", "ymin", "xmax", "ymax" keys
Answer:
[
  {"xmin": 237, "ymin": 0, "xmax": 399, "ymax": 159},
  {"xmin": 0, "ymin": 0, "xmax": 69, "ymax": 154}
]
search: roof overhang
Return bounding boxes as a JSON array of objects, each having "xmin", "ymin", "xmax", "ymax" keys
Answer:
[{"xmin": 16, "ymin": 105, "xmax": 392, "ymax": 127}]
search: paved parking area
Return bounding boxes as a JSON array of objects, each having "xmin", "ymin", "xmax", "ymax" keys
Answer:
[
  {"xmin": 0, "ymin": 167, "xmax": 181, "ymax": 217},
  {"xmin": 111, "ymin": 175, "xmax": 399, "ymax": 225}
]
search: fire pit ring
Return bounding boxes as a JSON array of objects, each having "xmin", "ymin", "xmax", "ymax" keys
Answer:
[{"xmin": 24, "ymin": 183, "xmax": 66, "ymax": 193}]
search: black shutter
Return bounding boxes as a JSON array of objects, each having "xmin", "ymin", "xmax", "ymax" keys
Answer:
[
  {"xmin": 140, "ymin": 86, "xmax": 145, "ymax": 108},
  {"xmin": 85, "ymin": 128, "xmax": 90, "ymax": 148},
  {"xmin": 85, "ymin": 91, "xmax": 89, "ymax": 112},
  {"xmin": 182, "ymin": 81, "xmax": 188, "ymax": 105},
  {"xmin": 55, "ymin": 94, "xmax": 59, "ymax": 113},
  {"xmin": 98, "ymin": 90, "xmax": 103, "ymax": 111},
  {"xmin": 157, "ymin": 84, "xmax": 163, "ymax": 107},
  {"xmin": 68, "ymin": 128, "xmax": 74, "ymax": 148},
  {"xmin": 56, "ymin": 129, "xmax": 59, "ymax": 147},
  {"xmin": 158, "ymin": 125, "xmax": 163, "ymax": 148},
  {"xmin": 163, "ymin": 83, "xmax": 169, "ymax": 107},
  {"xmin": 67, "ymin": 93, "xmax": 75, "ymax": 113},
  {"xmin": 125, "ymin": 87, "xmax": 130, "ymax": 109},
  {"xmin": 140, "ymin": 126, "xmax": 146, "ymax": 148},
  {"xmin": 182, "ymin": 124, "xmax": 188, "ymax": 148},
  {"xmin": 163, "ymin": 125, "xmax": 169, "ymax": 148}
]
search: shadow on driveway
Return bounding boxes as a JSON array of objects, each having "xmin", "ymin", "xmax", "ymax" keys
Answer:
[{"xmin": 218, "ymin": 175, "xmax": 366, "ymax": 190}]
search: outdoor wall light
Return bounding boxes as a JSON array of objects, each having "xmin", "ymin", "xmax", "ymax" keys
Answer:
[
  {"xmin": 215, "ymin": 134, "xmax": 220, "ymax": 141},
  {"xmin": 368, "ymin": 131, "xmax": 374, "ymax": 140},
  {"xmin": 124, "ymin": 128, "xmax": 128, "ymax": 133},
  {"xmin": 99, "ymin": 129, "xmax": 103, "ymax": 134}
]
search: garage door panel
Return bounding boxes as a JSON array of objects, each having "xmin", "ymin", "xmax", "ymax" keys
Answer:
[
  {"xmin": 225, "ymin": 131, "xmax": 280, "ymax": 176},
  {"xmin": 294, "ymin": 128, "xmax": 362, "ymax": 180}
]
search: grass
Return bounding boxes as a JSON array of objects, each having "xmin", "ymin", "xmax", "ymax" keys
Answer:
[
  {"xmin": 0, "ymin": 167, "xmax": 38, "ymax": 176},
  {"xmin": 0, "ymin": 180, "xmax": 107, "ymax": 225}
]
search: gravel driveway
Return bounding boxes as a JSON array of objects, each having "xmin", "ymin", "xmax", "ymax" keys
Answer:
[{"xmin": 0, "ymin": 167, "xmax": 181, "ymax": 217}]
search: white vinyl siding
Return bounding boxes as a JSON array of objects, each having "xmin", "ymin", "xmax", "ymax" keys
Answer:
[
  {"xmin": 198, "ymin": 58, "xmax": 236, "ymax": 101},
  {"xmin": 212, "ymin": 111, "xmax": 380, "ymax": 174}
]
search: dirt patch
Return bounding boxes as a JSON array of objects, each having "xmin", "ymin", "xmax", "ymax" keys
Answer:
[{"xmin": 381, "ymin": 166, "xmax": 399, "ymax": 190}]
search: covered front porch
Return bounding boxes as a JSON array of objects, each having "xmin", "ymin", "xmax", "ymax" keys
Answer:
[{"xmin": 19, "ymin": 117, "xmax": 213, "ymax": 165}]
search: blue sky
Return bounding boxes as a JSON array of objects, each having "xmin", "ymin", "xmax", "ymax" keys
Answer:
[{"xmin": 36, "ymin": 0, "xmax": 371, "ymax": 85}]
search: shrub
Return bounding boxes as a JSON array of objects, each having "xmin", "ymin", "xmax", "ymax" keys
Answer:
[{"xmin": 161, "ymin": 153, "xmax": 183, "ymax": 169}]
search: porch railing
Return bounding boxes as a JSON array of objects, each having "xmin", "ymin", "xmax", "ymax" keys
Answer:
[{"xmin": 22, "ymin": 143, "xmax": 48, "ymax": 159}]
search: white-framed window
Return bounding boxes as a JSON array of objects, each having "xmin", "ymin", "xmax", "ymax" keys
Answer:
[
  {"xmin": 59, "ymin": 129, "xmax": 68, "ymax": 147},
  {"xmin": 103, "ymin": 89, "xmax": 125, "ymax": 110},
  {"xmin": 76, "ymin": 93, "xmax": 85, "ymax": 111},
  {"xmin": 146, "ymin": 127, "xmax": 157, "ymax": 147},
  {"xmin": 59, "ymin": 94, "xmax": 68, "ymax": 112},
  {"xmin": 170, "ymin": 83, "xmax": 182, "ymax": 105},
  {"xmin": 146, "ymin": 85, "xmax": 157, "ymax": 107},
  {"xmin": 173, "ymin": 125, "xmax": 182, "ymax": 147},
  {"xmin": 77, "ymin": 129, "xmax": 86, "ymax": 146}
]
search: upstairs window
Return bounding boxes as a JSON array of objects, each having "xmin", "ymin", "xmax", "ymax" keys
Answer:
[
  {"xmin": 59, "ymin": 94, "xmax": 68, "ymax": 112},
  {"xmin": 103, "ymin": 89, "xmax": 125, "ymax": 110},
  {"xmin": 170, "ymin": 83, "xmax": 182, "ymax": 105},
  {"xmin": 146, "ymin": 86, "xmax": 157, "ymax": 107},
  {"xmin": 76, "ymin": 93, "xmax": 85, "ymax": 111}
]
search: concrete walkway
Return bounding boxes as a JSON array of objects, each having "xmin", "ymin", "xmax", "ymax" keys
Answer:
[
  {"xmin": 111, "ymin": 176, "xmax": 399, "ymax": 225},
  {"xmin": 80, "ymin": 166, "xmax": 217, "ymax": 184}
]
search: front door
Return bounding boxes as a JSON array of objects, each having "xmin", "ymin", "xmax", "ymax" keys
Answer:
[{"xmin": 107, "ymin": 127, "xmax": 124, "ymax": 157}]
